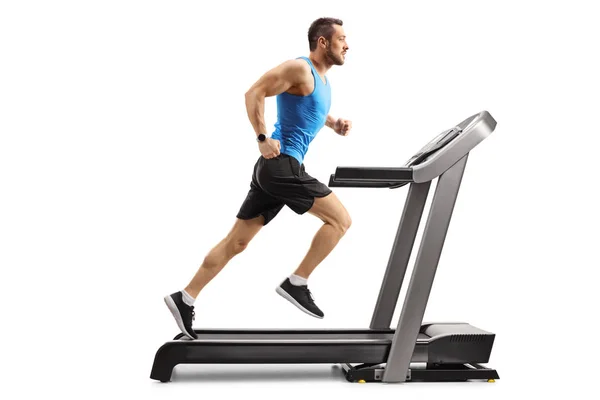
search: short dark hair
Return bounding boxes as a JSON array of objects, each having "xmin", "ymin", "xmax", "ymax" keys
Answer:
[{"xmin": 308, "ymin": 17, "xmax": 343, "ymax": 51}]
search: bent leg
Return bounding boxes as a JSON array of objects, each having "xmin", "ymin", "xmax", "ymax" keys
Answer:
[
  {"xmin": 184, "ymin": 215, "xmax": 265, "ymax": 298},
  {"xmin": 293, "ymin": 192, "xmax": 352, "ymax": 278}
]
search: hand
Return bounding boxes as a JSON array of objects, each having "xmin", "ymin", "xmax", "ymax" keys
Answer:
[
  {"xmin": 259, "ymin": 138, "xmax": 281, "ymax": 159},
  {"xmin": 334, "ymin": 118, "xmax": 352, "ymax": 136}
]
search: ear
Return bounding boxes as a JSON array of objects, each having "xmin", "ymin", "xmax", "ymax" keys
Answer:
[{"xmin": 318, "ymin": 36, "xmax": 328, "ymax": 48}]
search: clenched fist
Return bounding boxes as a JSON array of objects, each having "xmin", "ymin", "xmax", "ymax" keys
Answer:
[
  {"xmin": 334, "ymin": 118, "xmax": 352, "ymax": 136},
  {"xmin": 259, "ymin": 138, "xmax": 281, "ymax": 159}
]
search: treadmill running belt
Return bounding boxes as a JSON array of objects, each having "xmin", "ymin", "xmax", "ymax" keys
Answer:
[{"xmin": 169, "ymin": 331, "xmax": 429, "ymax": 343}]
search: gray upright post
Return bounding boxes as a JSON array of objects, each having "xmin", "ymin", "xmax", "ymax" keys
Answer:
[
  {"xmin": 382, "ymin": 155, "xmax": 469, "ymax": 383},
  {"xmin": 370, "ymin": 182, "xmax": 431, "ymax": 329}
]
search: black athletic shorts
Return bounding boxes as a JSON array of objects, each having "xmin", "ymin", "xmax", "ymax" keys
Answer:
[{"xmin": 237, "ymin": 153, "xmax": 332, "ymax": 225}]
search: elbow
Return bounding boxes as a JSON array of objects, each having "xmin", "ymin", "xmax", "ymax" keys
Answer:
[
  {"xmin": 245, "ymin": 87, "xmax": 257, "ymax": 99},
  {"xmin": 245, "ymin": 90, "xmax": 254, "ymax": 106},
  {"xmin": 244, "ymin": 90, "xmax": 254, "ymax": 108},
  {"xmin": 245, "ymin": 87, "xmax": 265, "ymax": 102}
]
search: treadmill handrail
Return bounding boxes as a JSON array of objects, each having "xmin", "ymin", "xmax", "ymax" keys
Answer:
[
  {"xmin": 333, "ymin": 166, "xmax": 414, "ymax": 182},
  {"xmin": 328, "ymin": 175, "xmax": 410, "ymax": 189}
]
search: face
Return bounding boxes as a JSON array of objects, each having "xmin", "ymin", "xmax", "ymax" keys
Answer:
[{"xmin": 323, "ymin": 25, "xmax": 348, "ymax": 65}]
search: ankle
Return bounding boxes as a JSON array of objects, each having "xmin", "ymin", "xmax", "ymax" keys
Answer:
[
  {"xmin": 182, "ymin": 288, "xmax": 197, "ymax": 305},
  {"xmin": 289, "ymin": 273, "xmax": 308, "ymax": 286}
]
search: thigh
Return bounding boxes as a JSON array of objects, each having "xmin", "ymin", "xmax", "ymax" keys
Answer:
[
  {"xmin": 264, "ymin": 156, "xmax": 334, "ymax": 215},
  {"xmin": 307, "ymin": 191, "xmax": 350, "ymax": 226},
  {"xmin": 227, "ymin": 215, "xmax": 265, "ymax": 243},
  {"xmin": 237, "ymin": 179, "xmax": 286, "ymax": 225}
]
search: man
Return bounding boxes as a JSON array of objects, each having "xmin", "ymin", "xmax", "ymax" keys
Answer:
[{"xmin": 164, "ymin": 17, "xmax": 352, "ymax": 339}]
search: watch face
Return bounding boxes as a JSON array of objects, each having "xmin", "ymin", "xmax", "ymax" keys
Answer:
[{"xmin": 258, "ymin": 134, "xmax": 266, "ymax": 141}]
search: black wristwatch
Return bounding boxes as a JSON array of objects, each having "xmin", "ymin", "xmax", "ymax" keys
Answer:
[{"xmin": 256, "ymin": 133, "xmax": 267, "ymax": 142}]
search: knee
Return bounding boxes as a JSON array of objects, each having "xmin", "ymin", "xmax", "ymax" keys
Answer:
[
  {"xmin": 342, "ymin": 213, "xmax": 352, "ymax": 233},
  {"xmin": 228, "ymin": 238, "xmax": 249, "ymax": 256},
  {"xmin": 203, "ymin": 238, "xmax": 249, "ymax": 268},
  {"xmin": 333, "ymin": 212, "xmax": 352, "ymax": 235}
]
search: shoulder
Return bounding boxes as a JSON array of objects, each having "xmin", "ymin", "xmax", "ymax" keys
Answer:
[
  {"xmin": 268, "ymin": 58, "xmax": 312, "ymax": 86},
  {"xmin": 279, "ymin": 58, "xmax": 312, "ymax": 75}
]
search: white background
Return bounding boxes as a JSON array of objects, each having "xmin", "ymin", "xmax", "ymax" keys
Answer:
[{"xmin": 1, "ymin": 0, "xmax": 599, "ymax": 398}]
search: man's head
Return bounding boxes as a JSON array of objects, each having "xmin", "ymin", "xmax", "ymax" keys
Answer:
[{"xmin": 308, "ymin": 17, "xmax": 348, "ymax": 66}]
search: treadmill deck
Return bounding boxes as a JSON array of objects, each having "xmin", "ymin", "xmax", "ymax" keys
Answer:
[{"xmin": 168, "ymin": 329, "xmax": 429, "ymax": 343}]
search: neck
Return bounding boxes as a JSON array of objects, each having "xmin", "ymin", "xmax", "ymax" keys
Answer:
[{"xmin": 308, "ymin": 53, "xmax": 332, "ymax": 75}]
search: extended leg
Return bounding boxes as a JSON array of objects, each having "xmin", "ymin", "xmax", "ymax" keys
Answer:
[
  {"xmin": 165, "ymin": 215, "xmax": 265, "ymax": 339},
  {"xmin": 185, "ymin": 215, "xmax": 265, "ymax": 298}
]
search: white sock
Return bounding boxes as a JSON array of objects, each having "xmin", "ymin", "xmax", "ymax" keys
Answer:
[
  {"xmin": 181, "ymin": 289, "xmax": 195, "ymax": 306},
  {"xmin": 289, "ymin": 274, "xmax": 308, "ymax": 286}
]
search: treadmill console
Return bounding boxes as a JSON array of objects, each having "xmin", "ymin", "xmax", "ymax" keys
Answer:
[
  {"xmin": 403, "ymin": 127, "xmax": 462, "ymax": 167},
  {"xmin": 328, "ymin": 111, "xmax": 496, "ymax": 187}
]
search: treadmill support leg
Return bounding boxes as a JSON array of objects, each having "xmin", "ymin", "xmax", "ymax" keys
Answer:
[
  {"xmin": 383, "ymin": 155, "xmax": 469, "ymax": 383},
  {"xmin": 150, "ymin": 343, "xmax": 187, "ymax": 382}
]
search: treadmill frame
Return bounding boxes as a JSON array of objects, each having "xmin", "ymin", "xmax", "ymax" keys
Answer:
[{"xmin": 150, "ymin": 111, "xmax": 500, "ymax": 384}]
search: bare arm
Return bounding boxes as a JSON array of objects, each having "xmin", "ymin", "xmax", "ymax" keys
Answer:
[
  {"xmin": 325, "ymin": 114, "xmax": 337, "ymax": 129},
  {"xmin": 245, "ymin": 59, "xmax": 309, "ymax": 137}
]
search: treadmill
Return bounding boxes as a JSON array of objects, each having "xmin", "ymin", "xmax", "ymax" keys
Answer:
[{"xmin": 150, "ymin": 110, "xmax": 500, "ymax": 384}]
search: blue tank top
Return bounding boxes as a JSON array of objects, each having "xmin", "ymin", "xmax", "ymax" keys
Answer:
[{"xmin": 271, "ymin": 56, "xmax": 331, "ymax": 165}]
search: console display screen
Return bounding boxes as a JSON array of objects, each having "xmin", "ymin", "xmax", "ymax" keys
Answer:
[{"xmin": 403, "ymin": 127, "xmax": 461, "ymax": 167}]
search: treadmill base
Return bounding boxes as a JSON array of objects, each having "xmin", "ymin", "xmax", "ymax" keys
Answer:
[
  {"xmin": 150, "ymin": 325, "xmax": 498, "ymax": 383},
  {"xmin": 341, "ymin": 362, "xmax": 500, "ymax": 383}
]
